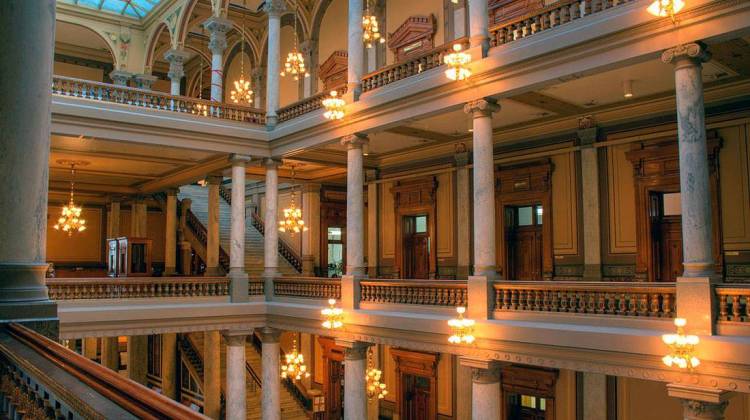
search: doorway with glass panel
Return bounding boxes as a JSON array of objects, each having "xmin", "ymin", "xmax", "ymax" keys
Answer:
[{"xmin": 326, "ymin": 227, "xmax": 345, "ymax": 278}]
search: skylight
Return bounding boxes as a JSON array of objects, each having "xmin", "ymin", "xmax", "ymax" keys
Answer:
[{"xmin": 59, "ymin": 0, "xmax": 163, "ymax": 20}]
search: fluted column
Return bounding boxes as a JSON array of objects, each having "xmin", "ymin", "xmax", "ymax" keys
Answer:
[
  {"xmin": 461, "ymin": 357, "xmax": 501, "ymax": 420},
  {"xmin": 264, "ymin": 159, "xmax": 281, "ymax": 280},
  {"xmin": 164, "ymin": 49, "xmax": 189, "ymax": 96},
  {"xmin": 0, "ymin": 0, "xmax": 57, "ymax": 321},
  {"xmin": 230, "ymin": 155, "xmax": 251, "ymax": 301},
  {"xmin": 204, "ymin": 331, "xmax": 221, "ymax": 419},
  {"xmin": 206, "ymin": 175, "xmax": 223, "ymax": 276},
  {"xmin": 667, "ymin": 384, "xmax": 730, "ymax": 420},
  {"xmin": 258, "ymin": 328, "xmax": 282, "ymax": 420},
  {"xmin": 342, "ymin": 134, "xmax": 368, "ymax": 276},
  {"xmin": 468, "ymin": 0, "xmax": 490, "ymax": 55},
  {"xmin": 342, "ymin": 341, "xmax": 370, "ymax": 420},
  {"xmin": 465, "ymin": 99, "xmax": 500, "ymax": 278},
  {"xmin": 204, "ymin": 16, "xmax": 232, "ymax": 103},
  {"xmin": 264, "ymin": 0, "xmax": 285, "ymax": 126},
  {"xmin": 164, "ymin": 188, "xmax": 178, "ymax": 276},
  {"xmin": 224, "ymin": 331, "xmax": 249, "ymax": 420},
  {"xmin": 348, "ymin": 0, "xmax": 364, "ymax": 99}
]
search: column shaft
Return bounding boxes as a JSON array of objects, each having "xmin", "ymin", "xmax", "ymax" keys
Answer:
[
  {"xmin": 204, "ymin": 17, "xmax": 231, "ymax": 103},
  {"xmin": 225, "ymin": 333, "xmax": 247, "ymax": 420},
  {"xmin": 264, "ymin": 160, "xmax": 280, "ymax": 277},
  {"xmin": 230, "ymin": 156, "xmax": 251, "ymax": 301},
  {"xmin": 348, "ymin": 0, "xmax": 364, "ymax": 99},
  {"xmin": 366, "ymin": 173, "xmax": 379, "ymax": 277},
  {"xmin": 82, "ymin": 337, "xmax": 98, "ymax": 360},
  {"xmin": 460, "ymin": 359, "xmax": 501, "ymax": 420},
  {"xmin": 259, "ymin": 328, "xmax": 282, "ymax": 420},
  {"xmin": 344, "ymin": 344, "xmax": 369, "ymax": 420},
  {"xmin": 100, "ymin": 336, "xmax": 120, "ymax": 371},
  {"xmin": 342, "ymin": 135, "xmax": 368, "ymax": 276},
  {"xmin": 127, "ymin": 335, "xmax": 148, "ymax": 385},
  {"xmin": 204, "ymin": 331, "xmax": 221, "ymax": 419},
  {"xmin": 164, "ymin": 190, "xmax": 178, "ymax": 275},
  {"xmin": 264, "ymin": 1, "xmax": 285, "ymax": 126},
  {"xmin": 302, "ymin": 184, "xmax": 322, "ymax": 276},
  {"xmin": 161, "ymin": 333, "xmax": 178, "ymax": 400},
  {"xmin": 456, "ymin": 150, "xmax": 471, "ymax": 278},
  {"xmin": 468, "ymin": 0, "xmax": 489, "ymax": 54},
  {"xmin": 206, "ymin": 176, "xmax": 222, "ymax": 276},
  {"xmin": 579, "ymin": 125, "xmax": 602, "ymax": 280}
]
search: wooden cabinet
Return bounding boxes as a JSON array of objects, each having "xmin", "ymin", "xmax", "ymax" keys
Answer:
[{"xmin": 107, "ymin": 237, "xmax": 153, "ymax": 277}]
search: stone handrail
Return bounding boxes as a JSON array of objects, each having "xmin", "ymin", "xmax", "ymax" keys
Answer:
[
  {"xmin": 716, "ymin": 286, "xmax": 750, "ymax": 322},
  {"xmin": 360, "ymin": 279, "xmax": 468, "ymax": 307},
  {"xmin": 250, "ymin": 212, "xmax": 303, "ymax": 273},
  {"xmin": 276, "ymin": 85, "xmax": 348, "ymax": 123},
  {"xmin": 46, "ymin": 277, "xmax": 230, "ymax": 300},
  {"xmin": 489, "ymin": 0, "xmax": 635, "ymax": 47},
  {"xmin": 361, "ymin": 37, "xmax": 470, "ymax": 93},
  {"xmin": 4, "ymin": 323, "xmax": 207, "ymax": 419},
  {"xmin": 493, "ymin": 281, "xmax": 675, "ymax": 318},
  {"xmin": 273, "ymin": 277, "xmax": 341, "ymax": 299},
  {"xmin": 52, "ymin": 75, "xmax": 265, "ymax": 125}
]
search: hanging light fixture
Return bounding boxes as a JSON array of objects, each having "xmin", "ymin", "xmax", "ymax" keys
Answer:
[
  {"xmin": 54, "ymin": 160, "xmax": 87, "ymax": 236},
  {"xmin": 321, "ymin": 298, "xmax": 344, "ymax": 329},
  {"xmin": 448, "ymin": 306, "xmax": 475, "ymax": 344},
  {"xmin": 322, "ymin": 90, "xmax": 345, "ymax": 120},
  {"xmin": 230, "ymin": 0, "xmax": 254, "ymax": 105},
  {"xmin": 281, "ymin": 338, "xmax": 310, "ymax": 381},
  {"xmin": 193, "ymin": 30, "xmax": 209, "ymax": 116},
  {"xmin": 279, "ymin": 164, "xmax": 308, "ymax": 235},
  {"xmin": 647, "ymin": 0, "xmax": 685, "ymax": 21},
  {"xmin": 444, "ymin": 44, "xmax": 471, "ymax": 81},
  {"xmin": 281, "ymin": 6, "xmax": 309, "ymax": 81},
  {"xmin": 366, "ymin": 347, "xmax": 388, "ymax": 401},
  {"xmin": 362, "ymin": 0, "xmax": 385, "ymax": 48},
  {"xmin": 662, "ymin": 317, "xmax": 700, "ymax": 370}
]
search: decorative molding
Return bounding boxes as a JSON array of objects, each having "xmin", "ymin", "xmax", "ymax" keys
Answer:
[
  {"xmin": 318, "ymin": 50, "xmax": 348, "ymax": 92},
  {"xmin": 387, "ymin": 15, "xmax": 437, "ymax": 62}
]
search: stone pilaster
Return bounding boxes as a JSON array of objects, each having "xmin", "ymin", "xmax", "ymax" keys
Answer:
[
  {"xmin": 230, "ymin": 155, "xmax": 251, "ymax": 301},
  {"xmin": 100, "ymin": 336, "xmax": 120, "ymax": 372},
  {"xmin": 348, "ymin": 0, "xmax": 365, "ymax": 99},
  {"xmin": 455, "ymin": 146, "xmax": 471, "ymax": 279},
  {"xmin": 204, "ymin": 331, "xmax": 221, "ymax": 419},
  {"xmin": 134, "ymin": 74, "xmax": 157, "ymax": 90},
  {"xmin": 667, "ymin": 384, "xmax": 731, "ymax": 420},
  {"xmin": 109, "ymin": 70, "xmax": 132, "ymax": 87},
  {"xmin": 161, "ymin": 333, "xmax": 178, "ymax": 400},
  {"xmin": 456, "ymin": 361, "xmax": 473, "ymax": 420},
  {"xmin": 204, "ymin": 16, "xmax": 232, "ymax": 103},
  {"xmin": 366, "ymin": 170, "xmax": 379, "ymax": 277},
  {"xmin": 258, "ymin": 327, "xmax": 282, "ymax": 420},
  {"xmin": 82, "ymin": 337, "xmax": 98, "ymax": 360},
  {"xmin": 460, "ymin": 357, "xmax": 501, "ymax": 420},
  {"xmin": 264, "ymin": 0, "xmax": 285, "ymax": 126},
  {"xmin": 107, "ymin": 199, "xmax": 121, "ymax": 239},
  {"xmin": 164, "ymin": 188, "xmax": 178, "ymax": 276},
  {"xmin": 578, "ymin": 118, "xmax": 602, "ymax": 280},
  {"xmin": 582, "ymin": 372, "xmax": 606, "ymax": 420},
  {"xmin": 468, "ymin": 0, "xmax": 489, "ymax": 55},
  {"xmin": 263, "ymin": 159, "xmax": 282, "ymax": 284},
  {"xmin": 342, "ymin": 134, "xmax": 369, "ymax": 276},
  {"xmin": 301, "ymin": 183, "xmax": 322, "ymax": 276},
  {"xmin": 340, "ymin": 340, "xmax": 371, "ymax": 420},
  {"xmin": 127, "ymin": 335, "xmax": 147, "ymax": 385},
  {"xmin": 164, "ymin": 49, "xmax": 189, "ymax": 96},
  {"xmin": 206, "ymin": 175, "xmax": 223, "ymax": 276},
  {"xmin": 224, "ymin": 331, "xmax": 250, "ymax": 420}
]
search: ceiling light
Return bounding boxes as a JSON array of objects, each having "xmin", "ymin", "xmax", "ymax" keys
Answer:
[
  {"xmin": 444, "ymin": 44, "xmax": 471, "ymax": 81},
  {"xmin": 322, "ymin": 90, "xmax": 345, "ymax": 120},
  {"xmin": 647, "ymin": 0, "xmax": 685, "ymax": 21},
  {"xmin": 662, "ymin": 317, "xmax": 700, "ymax": 370},
  {"xmin": 623, "ymin": 79, "xmax": 634, "ymax": 98},
  {"xmin": 54, "ymin": 161, "xmax": 88, "ymax": 236},
  {"xmin": 448, "ymin": 306, "xmax": 475, "ymax": 344}
]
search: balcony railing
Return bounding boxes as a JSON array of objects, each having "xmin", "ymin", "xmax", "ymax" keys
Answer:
[
  {"xmin": 493, "ymin": 281, "xmax": 676, "ymax": 318},
  {"xmin": 52, "ymin": 75, "xmax": 265, "ymax": 125},
  {"xmin": 273, "ymin": 277, "xmax": 341, "ymax": 300},
  {"xmin": 360, "ymin": 279, "xmax": 468, "ymax": 307},
  {"xmin": 277, "ymin": 85, "xmax": 347, "ymax": 123},
  {"xmin": 717, "ymin": 286, "xmax": 750, "ymax": 322},
  {"xmin": 489, "ymin": 0, "xmax": 636, "ymax": 47},
  {"xmin": 46, "ymin": 277, "xmax": 230, "ymax": 300}
]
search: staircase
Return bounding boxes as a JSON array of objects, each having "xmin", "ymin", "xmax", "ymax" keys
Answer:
[
  {"xmin": 179, "ymin": 184, "xmax": 299, "ymax": 276},
  {"xmin": 186, "ymin": 332, "xmax": 307, "ymax": 420}
]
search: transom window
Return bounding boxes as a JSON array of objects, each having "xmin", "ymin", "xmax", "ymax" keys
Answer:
[{"xmin": 59, "ymin": 0, "xmax": 163, "ymax": 19}]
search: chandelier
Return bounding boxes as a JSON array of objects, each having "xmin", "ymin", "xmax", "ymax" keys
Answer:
[
  {"xmin": 322, "ymin": 90, "xmax": 345, "ymax": 120},
  {"xmin": 281, "ymin": 338, "xmax": 310, "ymax": 381},
  {"xmin": 366, "ymin": 347, "xmax": 388, "ymax": 401},
  {"xmin": 321, "ymin": 298, "xmax": 344, "ymax": 329},
  {"xmin": 444, "ymin": 44, "xmax": 471, "ymax": 81},
  {"xmin": 362, "ymin": 1, "xmax": 384, "ymax": 48},
  {"xmin": 278, "ymin": 165, "xmax": 308, "ymax": 235},
  {"xmin": 447, "ymin": 306, "xmax": 475, "ymax": 344},
  {"xmin": 647, "ymin": 0, "xmax": 685, "ymax": 21},
  {"xmin": 54, "ymin": 161, "xmax": 87, "ymax": 236},
  {"xmin": 662, "ymin": 317, "xmax": 700, "ymax": 370},
  {"xmin": 193, "ymin": 29, "xmax": 209, "ymax": 116},
  {"xmin": 281, "ymin": 6, "xmax": 309, "ymax": 81},
  {"xmin": 230, "ymin": 0, "xmax": 253, "ymax": 104}
]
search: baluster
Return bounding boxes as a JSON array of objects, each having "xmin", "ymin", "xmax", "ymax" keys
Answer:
[
  {"xmin": 500, "ymin": 288, "xmax": 509, "ymax": 310},
  {"xmin": 649, "ymin": 293, "xmax": 660, "ymax": 317},
  {"xmin": 510, "ymin": 289, "xmax": 519, "ymax": 310},
  {"xmin": 586, "ymin": 292, "xmax": 596, "ymax": 313},
  {"xmin": 568, "ymin": 291, "xmax": 578, "ymax": 313},
  {"xmin": 732, "ymin": 295, "xmax": 742, "ymax": 321}
]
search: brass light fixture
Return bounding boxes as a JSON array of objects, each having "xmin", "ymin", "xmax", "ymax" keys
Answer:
[
  {"xmin": 54, "ymin": 160, "xmax": 88, "ymax": 236},
  {"xmin": 322, "ymin": 90, "xmax": 345, "ymax": 120},
  {"xmin": 321, "ymin": 298, "xmax": 344, "ymax": 329},
  {"xmin": 448, "ymin": 306, "xmax": 475, "ymax": 344},
  {"xmin": 230, "ymin": 0, "xmax": 254, "ymax": 105},
  {"xmin": 647, "ymin": 0, "xmax": 685, "ymax": 22},
  {"xmin": 281, "ymin": 6, "xmax": 309, "ymax": 81},
  {"xmin": 362, "ymin": 0, "xmax": 385, "ymax": 48},
  {"xmin": 281, "ymin": 338, "xmax": 310, "ymax": 381},
  {"xmin": 444, "ymin": 44, "xmax": 471, "ymax": 81},
  {"xmin": 662, "ymin": 317, "xmax": 700, "ymax": 370},
  {"xmin": 278, "ymin": 164, "xmax": 308, "ymax": 235},
  {"xmin": 366, "ymin": 347, "xmax": 388, "ymax": 400}
]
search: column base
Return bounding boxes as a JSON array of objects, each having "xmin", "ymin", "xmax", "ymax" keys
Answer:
[
  {"xmin": 266, "ymin": 115, "xmax": 278, "ymax": 129},
  {"xmin": 676, "ymin": 276, "xmax": 716, "ymax": 336},
  {"xmin": 582, "ymin": 264, "xmax": 602, "ymax": 281},
  {"xmin": 469, "ymin": 35, "xmax": 490, "ymax": 57},
  {"xmin": 468, "ymin": 275, "xmax": 493, "ymax": 320},
  {"xmin": 228, "ymin": 269, "xmax": 249, "ymax": 303}
]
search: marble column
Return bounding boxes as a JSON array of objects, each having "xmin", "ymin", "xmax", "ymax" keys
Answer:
[
  {"xmin": 366, "ymin": 170, "xmax": 379, "ymax": 277},
  {"xmin": 667, "ymin": 384, "xmax": 730, "ymax": 420},
  {"xmin": 206, "ymin": 175, "xmax": 223, "ymax": 276},
  {"xmin": 300, "ymin": 40, "xmax": 317, "ymax": 97},
  {"xmin": 348, "ymin": 0, "xmax": 365, "ymax": 100},
  {"xmin": 204, "ymin": 16, "xmax": 232, "ymax": 103},
  {"xmin": 100, "ymin": 336, "xmax": 120, "ymax": 371},
  {"xmin": 264, "ymin": 0, "xmax": 285, "ymax": 126},
  {"xmin": 582, "ymin": 372, "xmax": 606, "ymax": 420},
  {"xmin": 107, "ymin": 199, "xmax": 121, "ymax": 239},
  {"xmin": 452, "ymin": 0, "xmax": 468, "ymax": 40},
  {"xmin": 127, "ymin": 335, "xmax": 148, "ymax": 385},
  {"xmin": 134, "ymin": 74, "xmax": 158, "ymax": 90},
  {"xmin": 230, "ymin": 155, "xmax": 251, "ymax": 301},
  {"xmin": 251, "ymin": 67, "xmax": 266, "ymax": 110},
  {"xmin": 258, "ymin": 328, "xmax": 282, "ymax": 420},
  {"xmin": 301, "ymin": 184, "xmax": 322, "ymax": 276},
  {"xmin": 109, "ymin": 70, "xmax": 132, "ymax": 87},
  {"xmin": 465, "ymin": 99, "xmax": 500, "ymax": 278},
  {"xmin": 342, "ymin": 134, "xmax": 368, "ymax": 276},
  {"xmin": 263, "ymin": 159, "xmax": 281, "ymax": 283},
  {"xmin": 161, "ymin": 332, "xmax": 178, "ymax": 400},
  {"xmin": 0, "ymin": 0, "xmax": 57, "ymax": 321},
  {"xmin": 82, "ymin": 337, "xmax": 98, "ymax": 360},
  {"xmin": 460, "ymin": 357, "xmax": 501, "ymax": 420},
  {"xmin": 342, "ymin": 341, "xmax": 370, "ymax": 420},
  {"xmin": 164, "ymin": 188, "xmax": 179, "ymax": 276},
  {"xmin": 225, "ymin": 332, "xmax": 248, "ymax": 420},
  {"xmin": 578, "ymin": 122, "xmax": 602, "ymax": 280},
  {"xmin": 164, "ymin": 49, "xmax": 189, "ymax": 96},
  {"xmin": 456, "ymin": 362, "xmax": 473, "ymax": 420},
  {"xmin": 455, "ymin": 147, "xmax": 471, "ymax": 279},
  {"xmin": 204, "ymin": 331, "xmax": 221, "ymax": 419},
  {"xmin": 468, "ymin": 0, "xmax": 490, "ymax": 55}
]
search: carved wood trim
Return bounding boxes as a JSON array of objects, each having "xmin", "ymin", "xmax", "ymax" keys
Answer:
[
  {"xmin": 390, "ymin": 348, "xmax": 439, "ymax": 420},
  {"xmin": 318, "ymin": 50, "xmax": 348, "ymax": 92},
  {"xmin": 625, "ymin": 133, "xmax": 723, "ymax": 281},
  {"xmin": 501, "ymin": 365, "xmax": 558, "ymax": 420},
  {"xmin": 489, "ymin": 0, "xmax": 546, "ymax": 26},
  {"xmin": 495, "ymin": 160, "xmax": 554, "ymax": 280},
  {"xmin": 392, "ymin": 177, "xmax": 438, "ymax": 279},
  {"xmin": 387, "ymin": 15, "xmax": 437, "ymax": 62},
  {"xmin": 317, "ymin": 337, "xmax": 345, "ymax": 418}
]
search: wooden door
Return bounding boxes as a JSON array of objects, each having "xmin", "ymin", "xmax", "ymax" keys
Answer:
[
  {"xmin": 505, "ymin": 206, "xmax": 543, "ymax": 280},
  {"xmin": 404, "ymin": 374, "xmax": 431, "ymax": 420},
  {"xmin": 326, "ymin": 359, "xmax": 344, "ymax": 420},
  {"xmin": 659, "ymin": 216, "xmax": 683, "ymax": 282},
  {"xmin": 403, "ymin": 216, "xmax": 430, "ymax": 279}
]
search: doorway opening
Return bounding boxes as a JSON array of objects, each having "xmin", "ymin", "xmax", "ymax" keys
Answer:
[
  {"xmin": 504, "ymin": 205, "xmax": 544, "ymax": 280},
  {"xmin": 403, "ymin": 374, "xmax": 432, "ymax": 420},
  {"xmin": 402, "ymin": 215, "xmax": 430, "ymax": 279},
  {"xmin": 649, "ymin": 192, "xmax": 683, "ymax": 282},
  {"xmin": 326, "ymin": 227, "xmax": 345, "ymax": 277}
]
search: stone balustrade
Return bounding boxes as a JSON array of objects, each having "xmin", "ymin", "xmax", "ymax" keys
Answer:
[
  {"xmin": 46, "ymin": 277, "xmax": 230, "ymax": 300},
  {"xmin": 489, "ymin": 0, "xmax": 635, "ymax": 47},
  {"xmin": 360, "ymin": 279, "xmax": 468, "ymax": 307},
  {"xmin": 52, "ymin": 75, "xmax": 265, "ymax": 125},
  {"xmin": 277, "ymin": 86, "xmax": 348, "ymax": 123},
  {"xmin": 273, "ymin": 277, "xmax": 341, "ymax": 300},
  {"xmin": 493, "ymin": 281, "xmax": 676, "ymax": 318},
  {"xmin": 717, "ymin": 286, "xmax": 750, "ymax": 322}
]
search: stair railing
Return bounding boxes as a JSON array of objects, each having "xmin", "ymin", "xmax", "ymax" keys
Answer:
[
  {"xmin": 183, "ymin": 203, "xmax": 231, "ymax": 274},
  {"xmin": 249, "ymin": 334, "xmax": 312, "ymax": 411},
  {"xmin": 178, "ymin": 335, "xmax": 228, "ymax": 416}
]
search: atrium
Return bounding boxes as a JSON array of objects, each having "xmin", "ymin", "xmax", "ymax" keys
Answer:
[{"xmin": 1, "ymin": 0, "xmax": 750, "ymax": 419}]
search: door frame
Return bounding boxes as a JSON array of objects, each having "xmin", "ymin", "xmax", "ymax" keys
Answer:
[
  {"xmin": 392, "ymin": 177, "xmax": 438, "ymax": 279},
  {"xmin": 318, "ymin": 337, "xmax": 345, "ymax": 420},
  {"xmin": 501, "ymin": 365, "xmax": 558, "ymax": 420},
  {"xmin": 495, "ymin": 160, "xmax": 554, "ymax": 280},
  {"xmin": 390, "ymin": 348, "xmax": 439, "ymax": 420},
  {"xmin": 320, "ymin": 192, "xmax": 347, "ymax": 277}
]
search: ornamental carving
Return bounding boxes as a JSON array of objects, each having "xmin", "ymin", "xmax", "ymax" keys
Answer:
[
  {"xmin": 319, "ymin": 50, "xmax": 348, "ymax": 92},
  {"xmin": 661, "ymin": 42, "xmax": 711, "ymax": 64},
  {"xmin": 387, "ymin": 15, "xmax": 437, "ymax": 62},
  {"xmin": 489, "ymin": 0, "xmax": 545, "ymax": 26}
]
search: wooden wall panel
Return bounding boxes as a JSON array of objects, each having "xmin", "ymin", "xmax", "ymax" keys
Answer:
[
  {"xmin": 719, "ymin": 124, "xmax": 750, "ymax": 250},
  {"xmin": 46, "ymin": 205, "xmax": 104, "ymax": 263},
  {"xmin": 314, "ymin": 336, "xmax": 325, "ymax": 385},
  {"xmin": 607, "ymin": 144, "xmax": 637, "ymax": 254},
  {"xmin": 437, "ymin": 353, "xmax": 453, "ymax": 416},
  {"xmin": 380, "ymin": 182, "xmax": 396, "ymax": 259},
  {"xmin": 551, "ymin": 153, "xmax": 579, "ymax": 255},
  {"xmin": 148, "ymin": 211, "xmax": 166, "ymax": 263},
  {"xmin": 383, "ymin": 345, "xmax": 397, "ymax": 403}
]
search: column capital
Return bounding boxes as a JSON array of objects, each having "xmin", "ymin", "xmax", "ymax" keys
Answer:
[
  {"xmin": 204, "ymin": 16, "xmax": 232, "ymax": 55},
  {"xmin": 341, "ymin": 133, "xmax": 369, "ymax": 149},
  {"xmin": 460, "ymin": 357, "xmax": 502, "ymax": 384},
  {"xmin": 164, "ymin": 48, "xmax": 189, "ymax": 80},
  {"xmin": 365, "ymin": 169, "xmax": 379, "ymax": 182},
  {"xmin": 301, "ymin": 183, "xmax": 322, "ymax": 194},
  {"xmin": 661, "ymin": 42, "xmax": 711, "ymax": 66},
  {"xmin": 300, "ymin": 39, "xmax": 316, "ymax": 56},
  {"xmin": 667, "ymin": 384, "xmax": 731, "ymax": 420},
  {"xmin": 263, "ymin": 0, "xmax": 286, "ymax": 17},
  {"xmin": 255, "ymin": 327, "xmax": 282, "ymax": 343},
  {"xmin": 222, "ymin": 330, "xmax": 251, "ymax": 346},
  {"xmin": 464, "ymin": 98, "xmax": 500, "ymax": 118},
  {"xmin": 577, "ymin": 115, "xmax": 599, "ymax": 147},
  {"xmin": 109, "ymin": 70, "xmax": 133, "ymax": 86},
  {"xmin": 206, "ymin": 175, "xmax": 224, "ymax": 185},
  {"xmin": 455, "ymin": 143, "xmax": 470, "ymax": 166},
  {"xmin": 337, "ymin": 340, "xmax": 372, "ymax": 360},
  {"xmin": 264, "ymin": 157, "xmax": 282, "ymax": 169},
  {"xmin": 230, "ymin": 154, "xmax": 252, "ymax": 165},
  {"xmin": 133, "ymin": 73, "xmax": 157, "ymax": 90},
  {"xmin": 251, "ymin": 66, "xmax": 266, "ymax": 82}
]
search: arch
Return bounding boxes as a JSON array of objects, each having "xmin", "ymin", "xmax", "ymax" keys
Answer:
[
  {"xmin": 178, "ymin": 0, "xmax": 212, "ymax": 47},
  {"xmin": 54, "ymin": 19, "xmax": 118, "ymax": 74},
  {"xmin": 144, "ymin": 22, "xmax": 171, "ymax": 72},
  {"xmin": 223, "ymin": 37, "xmax": 258, "ymax": 71},
  {"xmin": 310, "ymin": 0, "xmax": 336, "ymax": 44}
]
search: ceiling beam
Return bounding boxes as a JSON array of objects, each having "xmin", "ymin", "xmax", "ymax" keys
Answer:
[
  {"xmin": 384, "ymin": 126, "xmax": 458, "ymax": 143},
  {"xmin": 50, "ymin": 146, "xmax": 201, "ymax": 166},
  {"xmin": 137, "ymin": 155, "xmax": 230, "ymax": 193},
  {"xmin": 49, "ymin": 167, "xmax": 160, "ymax": 180},
  {"xmin": 49, "ymin": 181, "xmax": 138, "ymax": 195},
  {"xmin": 509, "ymin": 92, "xmax": 586, "ymax": 116}
]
